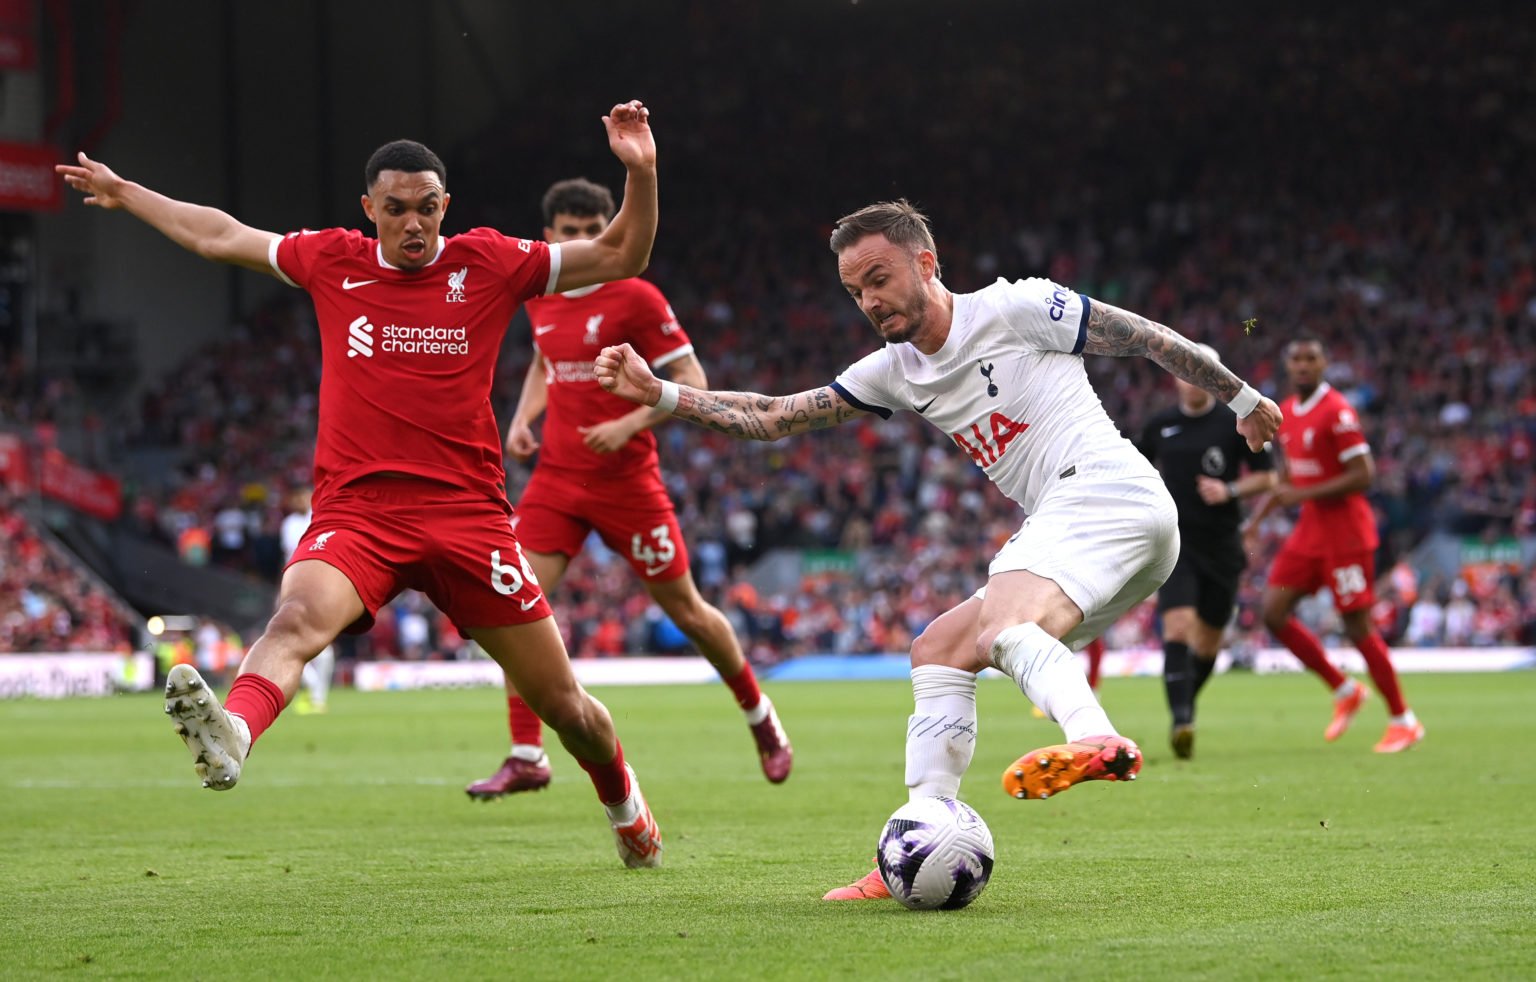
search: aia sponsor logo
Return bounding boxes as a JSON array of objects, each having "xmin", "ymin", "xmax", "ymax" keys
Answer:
[{"xmin": 952, "ymin": 413, "xmax": 1029, "ymax": 467}]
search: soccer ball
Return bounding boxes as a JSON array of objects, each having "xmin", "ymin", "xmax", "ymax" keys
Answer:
[{"xmin": 877, "ymin": 796, "xmax": 995, "ymax": 910}]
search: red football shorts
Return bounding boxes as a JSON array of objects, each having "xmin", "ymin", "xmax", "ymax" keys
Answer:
[
  {"xmin": 1267, "ymin": 544, "xmax": 1376, "ymax": 613},
  {"xmin": 514, "ymin": 467, "xmax": 690, "ymax": 583},
  {"xmin": 285, "ymin": 476, "xmax": 552, "ymax": 633}
]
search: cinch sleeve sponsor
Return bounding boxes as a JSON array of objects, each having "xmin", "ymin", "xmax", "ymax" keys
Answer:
[
  {"xmin": 995, "ymin": 277, "xmax": 1090, "ymax": 355},
  {"xmin": 271, "ymin": 227, "xmax": 343, "ymax": 289},
  {"xmin": 630, "ymin": 282, "xmax": 694, "ymax": 369},
  {"xmin": 831, "ymin": 348, "xmax": 895, "ymax": 419}
]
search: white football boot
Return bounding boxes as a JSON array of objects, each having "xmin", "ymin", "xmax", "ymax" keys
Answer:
[
  {"xmin": 609, "ymin": 765, "xmax": 663, "ymax": 868},
  {"xmin": 163, "ymin": 665, "xmax": 252, "ymax": 790}
]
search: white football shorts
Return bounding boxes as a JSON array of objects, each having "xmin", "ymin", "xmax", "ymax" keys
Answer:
[{"xmin": 974, "ymin": 474, "xmax": 1179, "ymax": 651}]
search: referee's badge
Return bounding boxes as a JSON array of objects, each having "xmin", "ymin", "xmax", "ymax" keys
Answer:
[{"xmin": 1202, "ymin": 446, "xmax": 1227, "ymax": 475}]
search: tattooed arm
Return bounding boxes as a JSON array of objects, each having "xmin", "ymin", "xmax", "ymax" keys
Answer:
[
  {"xmin": 593, "ymin": 342, "xmax": 869, "ymax": 440},
  {"xmin": 1080, "ymin": 300, "xmax": 1282, "ymax": 451}
]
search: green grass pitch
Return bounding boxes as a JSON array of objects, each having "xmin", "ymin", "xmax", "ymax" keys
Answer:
[{"xmin": 2, "ymin": 671, "xmax": 1532, "ymax": 980}]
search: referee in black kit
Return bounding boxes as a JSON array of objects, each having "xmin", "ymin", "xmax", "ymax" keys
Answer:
[{"xmin": 1138, "ymin": 344, "xmax": 1275, "ymax": 759}]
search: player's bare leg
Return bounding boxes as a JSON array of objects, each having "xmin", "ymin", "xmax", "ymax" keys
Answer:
[
  {"xmin": 167, "ymin": 560, "xmax": 362, "ymax": 790},
  {"xmin": 1262, "ymin": 585, "xmax": 1366, "ymax": 739},
  {"xmin": 466, "ymin": 551, "xmax": 569, "ymax": 799},
  {"xmin": 980, "ymin": 571, "xmax": 1141, "ymax": 801},
  {"xmin": 645, "ymin": 572, "xmax": 792, "ymax": 783},
  {"xmin": 471, "ymin": 618, "xmax": 661, "ymax": 868}
]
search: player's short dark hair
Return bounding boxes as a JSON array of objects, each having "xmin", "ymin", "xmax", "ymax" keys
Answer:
[
  {"xmin": 1286, "ymin": 334, "xmax": 1327, "ymax": 357},
  {"xmin": 364, "ymin": 140, "xmax": 447, "ymax": 191},
  {"xmin": 542, "ymin": 178, "xmax": 616, "ymax": 224},
  {"xmin": 829, "ymin": 199, "xmax": 941, "ymax": 276}
]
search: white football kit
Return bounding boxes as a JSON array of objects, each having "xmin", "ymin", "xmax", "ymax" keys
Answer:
[{"xmin": 832, "ymin": 277, "xmax": 1178, "ymax": 648}]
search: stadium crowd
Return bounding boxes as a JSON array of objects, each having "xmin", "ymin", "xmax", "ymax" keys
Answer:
[{"xmin": 9, "ymin": 1, "xmax": 1535, "ymax": 658}]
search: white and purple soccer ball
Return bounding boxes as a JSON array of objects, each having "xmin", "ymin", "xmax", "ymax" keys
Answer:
[{"xmin": 877, "ymin": 795, "xmax": 995, "ymax": 910}]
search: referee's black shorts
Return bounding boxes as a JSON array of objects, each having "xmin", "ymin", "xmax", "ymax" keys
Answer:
[{"xmin": 1156, "ymin": 535, "xmax": 1244, "ymax": 629}]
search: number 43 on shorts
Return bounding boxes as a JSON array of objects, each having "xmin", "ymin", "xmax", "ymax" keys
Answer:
[{"xmin": 631, "ymin": 525, "xmax": 676, "ymax": 577}]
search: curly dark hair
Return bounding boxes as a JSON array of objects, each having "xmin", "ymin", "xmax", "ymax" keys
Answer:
[{"xmin": 541, "ymin": 178, "xmax": 616, "ymax": 224}]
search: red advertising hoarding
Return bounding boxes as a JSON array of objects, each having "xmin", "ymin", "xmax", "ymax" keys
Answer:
[{"xmin": 0, "ymin": 141, "xmax": 62, "ymax": 212}]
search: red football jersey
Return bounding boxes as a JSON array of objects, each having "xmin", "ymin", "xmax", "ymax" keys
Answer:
[
  {"xmin": 270, "ymin": 227, "xmax": 558, "ymax": 508},
  {"xmin": 524, "ymin": 278, "xmax": 693, "ymax": 476},
  {"xmin": 1276, "ymin": 382, "xmax": 1378, "ymax": 554}
]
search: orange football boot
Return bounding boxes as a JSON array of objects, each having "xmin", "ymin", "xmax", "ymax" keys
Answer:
[
  {"xmin": 1002, "ymin": 734, "xmax": 1142, "ymax": 800},
  {"xmin": 1324, "ymin": 683, "xmax": 1367, "ymax": 742},
  {"xmin": 822, "ymin": 864, "xmax": 890, "ymax": 901},
  {"xmin": 1373, "ymin": 719, "xmax": 1425, "ymax": 753}
]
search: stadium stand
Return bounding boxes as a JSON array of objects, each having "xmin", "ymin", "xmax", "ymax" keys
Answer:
[{"xmin": 15, "ymin": 1, "xmax": 1535, "ymax": 658}]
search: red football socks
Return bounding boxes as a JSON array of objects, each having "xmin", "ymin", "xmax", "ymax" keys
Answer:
[
  {"xmin": 1084, "ymin": 638, "xmax": 1105, "ymax": 691},
  {"xmin": 1275, "ymin": 618, "xmax": 1349, "ymax": 690},
  {"xmin": 577, "ymin": 741, "xmax": 631, "ymax": 805},
  {"xmin": 224, "ymin": 673, "xmax": 286, "ymax": 746},
  {"xmin": 1355, "ymin": 631, "xmax": 1408, "ymax": 715},
  {"xmin": 507, "ymin": 696, "xmax": 544, "ymax": 747},
  {"xmin": 723, "ymin": 663, "xmax": 764, "ymax": 712}
]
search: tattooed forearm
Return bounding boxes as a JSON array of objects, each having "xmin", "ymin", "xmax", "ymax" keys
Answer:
[
  {"xmin": 671, "ymin": 385, "xmax": 868, "ymax": 441},
  {"xmin": 1081, "ymin": 301, "xmax": 1242, "ymax": 401}
]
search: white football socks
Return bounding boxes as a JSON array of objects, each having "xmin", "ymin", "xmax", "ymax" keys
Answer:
[
  {"xmin": 510, "ymin": 744, "xmax": 547, "ymax": 763},
  {"xmin": 743, "ymin": 695, "xmax": 772, "ymax": 726},
  {"xmin": 905, "ymin": 665, "xmax": 979, "ymax": 801},
  {"xmin": 990, "ymin": 622, "xmax": 1116, "ymax": 743}
]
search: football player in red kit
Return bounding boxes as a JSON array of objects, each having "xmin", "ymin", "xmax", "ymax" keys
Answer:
[
  {"xmin": 466, "ymin": 178, "xmax": 791, "ymax": 799},
  {"xmin": 58, "ymin": 101, "xmax": 671, "ymax": 867},
  {"xmin": 1250, "ymin": 337, "xmax": 1423, "ymax": 752}
]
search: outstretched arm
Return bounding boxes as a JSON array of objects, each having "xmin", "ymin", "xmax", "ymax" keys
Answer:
[
  {"xmin": 594, "ymin": 343, "xmax": 868, "ymax": 441},
  {"xmin": 554, "ymin": 101, "xmax": 658, "ymax": 291},
  {"xmin": 580, "ymin": 352, "xmax": 707, "ymax": 454},
  {"xmin": 1081, "ymin": 300, "xmax": 1282, "ymax": 450},
  {"xmin": 55, "ymin": 152, "xmax": 280, "ymax": 276}
]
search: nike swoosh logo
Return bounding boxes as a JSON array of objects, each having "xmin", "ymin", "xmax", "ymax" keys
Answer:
[
  {"xmin": 534, "ymin": 325, "xmax": 559, "ymax": 336},
  {"xmin": 342, "ymin": 278, "xmax": 379, "ymax": 290},
  {"xmin": 915, "ymin": 397, "xmax": 937, "ymax": 414},
  {"xmin": 644, "ymin": 563, "xmax": 674, "ymax": 577},
  {"xmin": 1161, "ymin": 426, "xmax": 1181, "ymax": 437},
  {"xmin": 518, "ymin": 597, "xmax": 540, "ymax": 611}
]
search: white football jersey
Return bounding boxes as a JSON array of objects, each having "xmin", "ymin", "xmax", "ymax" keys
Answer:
[{"xmin": 832, "ymin": 277, "xmax": 1157, "ymax": 514}]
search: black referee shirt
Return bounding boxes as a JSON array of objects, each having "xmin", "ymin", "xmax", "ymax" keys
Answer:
[{"xmin": 1137, "ymin": 401, "xmax": 1274, "ymax": 541}]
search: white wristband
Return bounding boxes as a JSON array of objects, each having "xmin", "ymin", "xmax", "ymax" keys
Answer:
[
  {"xmin": 655, "ymin": 379, "xmax": 680, "ymax": 413},
  {"xmin": 1229, "ymin": 383, "xmax": 1261, "ymax": 419}
]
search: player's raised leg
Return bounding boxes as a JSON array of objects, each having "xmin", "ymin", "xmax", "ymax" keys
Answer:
[
  {"xmin": 167, "ymin": 559, "xmax": 362, "ymax": 790},
  {"xmin": 473, "ymin": 617, "xmax": 661, "ymax": 868},
  {"xmin": 466, "ymin": 551, "xmax": 568, "ymax": 800},
  {"xmin": 982, "ymin": 571, "xmax": 1141, "ymax": 801},
  {"xmin": 645, "ymin": 571, "xmax": 792, "ymax": 783}
]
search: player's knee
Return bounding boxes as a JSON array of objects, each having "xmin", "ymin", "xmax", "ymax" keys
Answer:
[
  {"xmin": 664, "ymin": 597, "xmax": 715, "ymax": 640},
  {"xmin": 532, "ymin": 687, "xmax": 597, "ymax": 737},
  {"xmin": 262, "ymin": 599, "xmax": 333, "ymax": 658}
]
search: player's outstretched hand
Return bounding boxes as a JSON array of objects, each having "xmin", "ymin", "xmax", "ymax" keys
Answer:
[
  {"xmin": 1236, "ymin": 396, "xmax": 1282, "ymax": 452},
  {"xmin": 603, "ymin": 100, "xmax": 655, "ymax": 171},
  {"xmin": 579, "ymin": 418, "xmax": 638, "ymax": 455},
  {"xmin": 55, "ymin": 152, "xmax": 130, "ymax": 209},
  {"xmin": 1196, "ymin": 475, "xmax": 1231, "ymax": 505},
  {"xmin": 505, "ymin": 419, "xmax": 540, "ymax": 464},
  {"xmin": 595, "ymin": 343, "xmax": 660, "ymax": 406}
]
